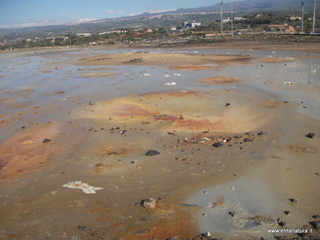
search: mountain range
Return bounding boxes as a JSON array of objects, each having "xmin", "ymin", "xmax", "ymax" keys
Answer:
[{"xmin": 125, "ymin": 0, "xmax": 314, "ymax": 19}]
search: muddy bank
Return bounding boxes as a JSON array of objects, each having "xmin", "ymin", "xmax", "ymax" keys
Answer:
[
  {"xmin": 0, "ymin": 47, "xmax": 319, "ymax": 240},
  {"xmin": 77, "ymin": 52, "xmax": 252, "ymax": 66}
]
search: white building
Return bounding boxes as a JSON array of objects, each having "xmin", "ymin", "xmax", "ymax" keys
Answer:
[{"xmin": 76, "ymin": 33, "xmax": 92, "ymax": 37}]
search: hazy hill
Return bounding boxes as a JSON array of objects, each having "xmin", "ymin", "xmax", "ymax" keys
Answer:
[
  {"xmin": 0, "ymin": 0, "xmax": 316, "ymax": 40},
  {"xmin": 161, "ymin": 0, "xmax": 314, "ymax": 14}
]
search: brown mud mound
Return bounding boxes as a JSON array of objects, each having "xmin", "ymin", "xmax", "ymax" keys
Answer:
[
  {"xmin": 200, "ymin": 76, "xmax": 242, "ymax": 85},
  {"xmin": 121, "ymin": 201, "xmax": 196, "ymax": 240},
  {"xmin": 77, "ymin": 52, "xmax": 252, "ymax": 66},
  {"xmin": 171, "ymin": 65, "xmax": 217, "ymax": 71},
  {"xmin": 71, "ymin": 90, "xmax": 280, "ymax": 133},
  {"xmin": 0, "ymin": 122, "xmax": 62, "ymax": 180},
  {"xmin": 92, "ymin": 142, "xmax": 142, "ymax": 174}
]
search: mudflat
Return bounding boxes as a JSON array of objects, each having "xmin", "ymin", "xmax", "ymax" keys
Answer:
[{"xmin": 0, "ymin": 42, "xmax": 319, "ymax": 240}]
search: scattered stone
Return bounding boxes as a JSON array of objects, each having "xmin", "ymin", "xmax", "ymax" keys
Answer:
[
  {"xmin": 78, "ymin": 225, "xmax": 89, "ymax": 231},
  {"xmin": 145, "ymin": 150, "xmax": 160, "ymax": 156},
  {"xmin": 140, "ymin": 216, "xmax": 149, "ymax": 221},
  {"xmin": 312, "ymin": 215, "xmax": 320, "ymax": 219},
  {"xmin": 283, "ymin": 211, "xmax": 291, "ymax": 215},
  {"xmin": 248, "ymin": 215, "xmax": 274, "ymax": 224},
  {"xmin": 309, "ymin": 220, "xmax": 320, "ymax": 230},
  {"xmin": 212, "ymin": 142, "xmax": 223, "ymax": 148},
  {"xmin": 243, "ymin": 138, "xmax": 253, "ymax": 143},
  {"xmin": 315, "ymin": 173, "xmax": 320, "ymax": 176},
  {"xmin": 201, "ymin": 232, "xmax": 212, "ymax": 239},
  {"xmin": 289, "ymin": 198, "xmax": 298, "ymax": 203},
  {"xmin": 134, "ymin": 229, "xmax": 151, "ymax": 235},
  {"xmin": 225, "ymin": 103, "xmax": 231, "ymax": 107},
  {"xmin": 42, "ymin": 138, "xmax": 51, "ymax": 143},
  {"xmin": 21, "ymin": 125, "xmax": 26, "ymax": 129},
  {"xmin": 257, "ymin": 131, "xmax": 264, "ymax": 136},
  {"xmin": 168, "ymin": 131, "xmax": 176, "ymax": 136},
  {"xmin": 140, "ymin": 198, "xmax": 156, "ymax": 209},
  {"xmin": 55, "ymin": 90, "xmax": 65, "ymax": 94},
  {"xmin": 167, "ymin": 237, "xmax": 180, "ymax": 240},
  {"xmin": 305, "ymin": 133, "xmax": 315, "ymax": 138},
  {"xmin": 277, "ymin": 218, "xmax": 286, "ymax": 227},
  {"xmin": 228, "ymin": 211, "xmax": 235, "ymax": 217},
  {"xmin": 125, "ymin": 58, "xmax": 143, "ymax": 64},
  {"xmin": 120, "ymin": 130, "xmax": 127, "ymax": 135}
]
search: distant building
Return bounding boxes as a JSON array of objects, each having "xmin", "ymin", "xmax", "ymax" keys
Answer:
[
  {"xmin": 289, "ymin": 16, "xmax": 302, "ymax": 21},
  {"xmin": 98, "ymin": 32, "xmax": 108, "ymax": 35},
  {"xmin": 265, "ymin": 24, "xmax": 296, "ymax": 33},
  {"xmin": 181, "ymin": 22, "xmax": 201, "ymax": 28},
  {"xmin": 76, "ymin": 33, "xmax": 91, "ymax": 37},
  {"xmin": 254, "ymin": 14, "xmax": 264, "ymax": 19},
  {"xmin": 234, "ymin": 17, "xmax": 245, "ymax": 21},
  {"xmin": 223, "ymin": 17, "xmax": 232, "ymax": 23}
]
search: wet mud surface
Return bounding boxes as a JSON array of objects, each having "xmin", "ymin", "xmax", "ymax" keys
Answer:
[{"xmin": 0, "ymin": 47, "xmax": 320, "ymax": 240}]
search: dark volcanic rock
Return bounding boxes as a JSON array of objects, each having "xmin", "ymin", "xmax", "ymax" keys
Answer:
[
  {"xmin": 309, "ymin": 220, "xmax": 320, "ymax": 230},
  {"xmin": 42, "ymin": 138, "xmax": 51, "ymax": 143},
  {"xmin": 212, "ymin": 142, "xmax": 223, "ymax": 148},
  {"xmin": 305, "ymin": 133, "xmax": 315, "ymax": 138},
  {"xmin": 283, "ymin": 210, "xmax": 291, "ymax": 215},
  {"xmin": 228, "ymin": 211, "xmax": 235, "ymax": 217},
  {"xmin": 289, "ymin": 198, "xmax": 298, "ymax": 203},
  {"xmin": 277, "ymin": 218, "xmax": 286, "ymax": 227},
  {"xmin": 145, "ymin": 150, "xmax": 160, "ymax": 156},
  {"xmin": 243, "ymin": 138, "xmax": 253, "ymax": 143}
]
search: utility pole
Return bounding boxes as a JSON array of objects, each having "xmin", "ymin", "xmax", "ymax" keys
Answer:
[
  {"xmin": 301, "ymin": 1, "xmax": 304, "ymax": 33},
  {"xmin": 231, "ymin": 0, "xmax": 234, "ymax": 36},
  {"xmin": 220, "ymin": 1, "xmax": 223, "ymax": 34},
  {"xmin": 312, "ymin": 0, "xmax": 317, "ymax": 34}
]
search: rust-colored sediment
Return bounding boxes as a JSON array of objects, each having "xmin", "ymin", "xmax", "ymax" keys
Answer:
[
  {"xmin": 0, "ymin": 122, "xmax": 61, "ymax": 180},
  {"xmin": 174, "ymin": 118, "xmax": 228, "ymax": 132},
  {"xmin": 121, "ymin": 203, "xmax": 196, "ymax": 240},
  {"xmin": 200, "ymin": 76, "xmax": 242, "ymax": 85},
  {"xmin": 261, "ymin": 100, "xmax": 281, "ymax": 109},
  {"xmin": 72, "ymin": 91, "xmax": 271, "ymax": 133}
]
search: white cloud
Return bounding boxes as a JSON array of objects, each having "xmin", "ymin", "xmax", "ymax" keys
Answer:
[
  {"xmin": 106, "ymin": 10, "xmax": 124, "ymax": 14},
  {"xmin": 0, "ymin": 20, "xmax": 64, "ymax": 29},
  {"xmin": 74, "ymin": 18, "xmax": 97, "ymax": 23},
  {"xmin": 147, "ymin": 9, "xmax": 177, "ymax": 13},
  {"xmin": 0, "ymin": 17, "xmax": 100, "ymax": 29},
  {"xmin": 129, "ymin": 8, "xmax": 177, "ymax": 17}
]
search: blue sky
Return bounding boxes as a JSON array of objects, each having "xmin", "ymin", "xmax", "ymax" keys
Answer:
[{"xmin": 0, "ymin": 0, "xmax": 230, "ymax": 28}]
